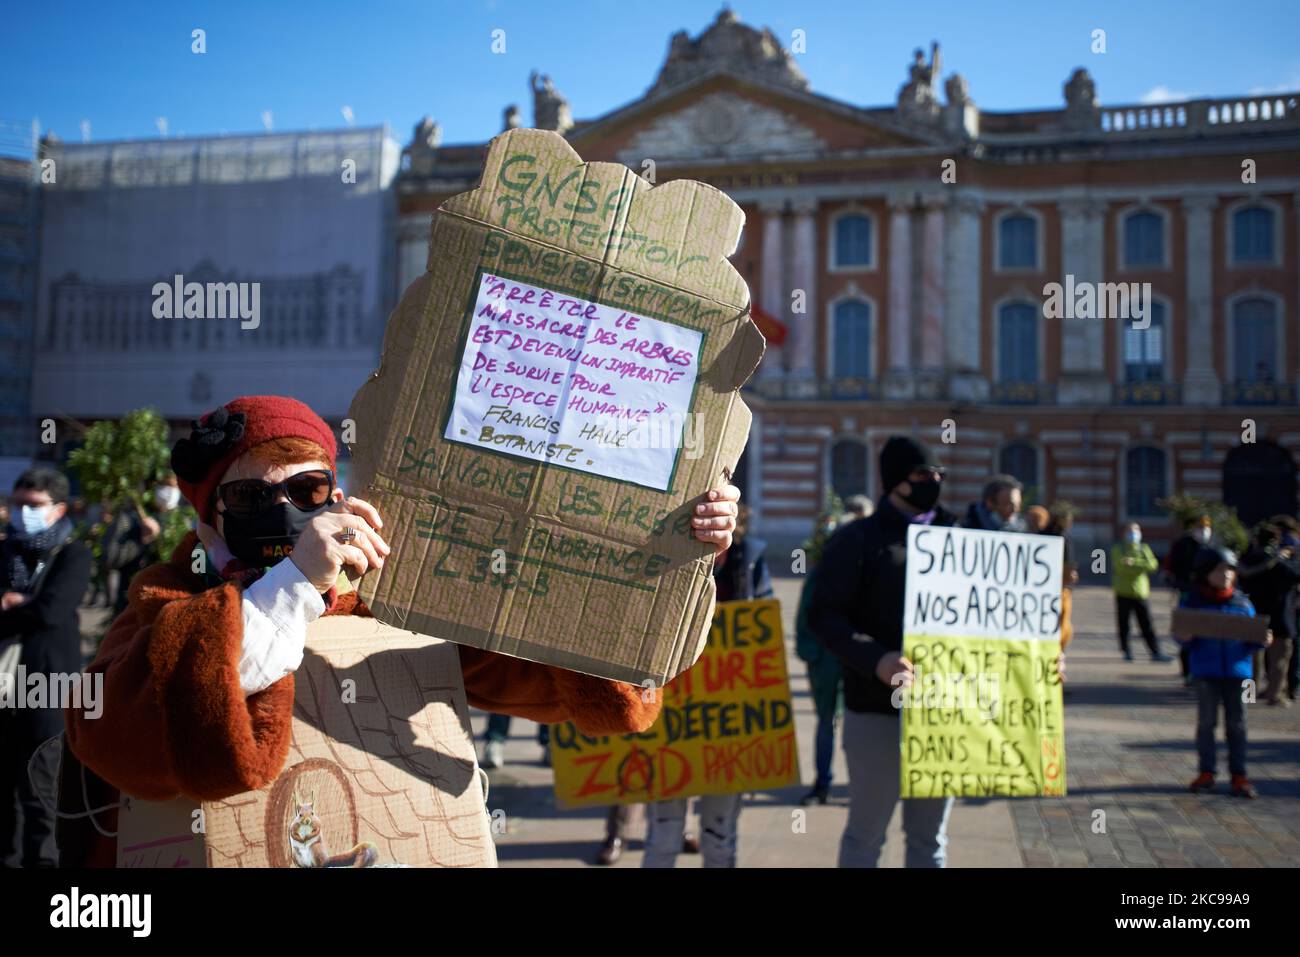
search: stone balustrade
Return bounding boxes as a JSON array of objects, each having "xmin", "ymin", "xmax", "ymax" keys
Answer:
[{"xmin": 1100, "ymin": 94, "xmax": 1298, "ymax": 134}]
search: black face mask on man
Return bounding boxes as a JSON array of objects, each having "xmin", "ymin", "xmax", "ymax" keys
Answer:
[
  {"xmin": 220, "ymin": 501, "xmax": 329, "ymax": 568},
  {"xmin": 901, "ymin": 477, "xmax": 942, "ymax": 512}
]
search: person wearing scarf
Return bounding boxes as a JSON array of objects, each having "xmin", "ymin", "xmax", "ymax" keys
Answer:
[
  {"xmin": 62, "ymin": 395, "xmax": 739, "ymax": 865},
  {"xmin": 1176, "ymin": 546, "xmax": 1267, "ymax": 799},
  {"xmin": 1, "ymin": 467, "xmax": 93, "ymax": 867}
]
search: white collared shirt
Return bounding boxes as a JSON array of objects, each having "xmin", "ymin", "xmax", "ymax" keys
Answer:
[{"xmin": 236, "ymin": 557, "xmax": 326, "ymax": 696}]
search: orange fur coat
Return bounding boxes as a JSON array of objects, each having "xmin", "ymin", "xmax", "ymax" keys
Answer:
[{"xmin": 66, "ymin": 533, "xmax": 661, "ymax": 809}]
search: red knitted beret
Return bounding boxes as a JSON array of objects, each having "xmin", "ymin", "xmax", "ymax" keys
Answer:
[{"xmin": 170, "ymin": 395, "xmax": 338, "ymax": 524}]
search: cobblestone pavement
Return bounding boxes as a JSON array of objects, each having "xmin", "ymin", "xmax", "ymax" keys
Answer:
[
  {"xmin": 1013, "ymin": 587, "xmax": 1300, "ymax": 868},
  {"xmin": 478, "ymin": 582, "xmax": 1300, "ymax": 867},
  {"xmin": 76, "ymin": 580, "xmax": 1300, "ymax": 867}
]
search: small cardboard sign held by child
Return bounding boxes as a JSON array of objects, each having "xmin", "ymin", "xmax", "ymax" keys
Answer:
[
  {"xmin": 115, "ymin": 616, "xmax": 496, "ymax": 868},
  {"xmin": 346, "ymin": 128, "xmax": 763, "ymax": 686},
  {"xmin": 1171, "ymin": 608, "xmax": 1271, "ymax": 645}
]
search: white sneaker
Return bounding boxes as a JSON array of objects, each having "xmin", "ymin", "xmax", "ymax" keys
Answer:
[{"xmin": 483, "ymin": 739, "xmax": 504, "ymax": 769}]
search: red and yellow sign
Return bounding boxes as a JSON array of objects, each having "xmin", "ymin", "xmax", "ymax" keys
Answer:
[{"xmin": 550, "ymin": 598, "xmax": 799, "ymax": 807}]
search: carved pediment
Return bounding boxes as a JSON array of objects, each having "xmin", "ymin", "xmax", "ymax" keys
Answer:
[
  {"xmin": 652, "ymin": 10, "xmax": 809, "ymax": 96},
  {"xmin": 615, "ymin": 92, "xmax": 826, "ymax": 163}
]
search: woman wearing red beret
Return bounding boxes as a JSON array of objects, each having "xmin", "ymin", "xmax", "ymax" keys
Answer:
[{"xmin": 61, "ymin": 394, "xmax": 739, "ymax": 864}]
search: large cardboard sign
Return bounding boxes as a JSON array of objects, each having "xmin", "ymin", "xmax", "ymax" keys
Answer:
[
  {"xmin": 347, "ymin": 128, "xmax": 763, "ymax": 686},
  {"xmin": 115, "ymin": 617, "xmax": 496, "ymax": 868},
  {"xmin": 1171, "ymin": 608, "xmax": 1271, "ymax": 644},
  {"xmin": 549, "ymin": 598, "xmax": 798, "ymax": 807},
  {"xmin": 900, "ymin": 526, "xmax": 1066, "ymax": 798}
]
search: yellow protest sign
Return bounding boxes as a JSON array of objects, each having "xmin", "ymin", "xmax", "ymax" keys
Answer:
[
  {"xmin": 899, "ymin": 525, "xmax": 1066, "ymax": 798},
  {"xmin": 550, "ymin": 598, "xmax": 799, "ymax": 807}
]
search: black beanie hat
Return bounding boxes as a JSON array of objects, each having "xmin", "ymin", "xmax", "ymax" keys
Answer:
[
  {"xmin": 1192, "ymin": 545, "xmax": 1237, "ymax": 582},
  {"xmin": 880, "ymin": 436, "xmax": 936, "ymax": 493}
]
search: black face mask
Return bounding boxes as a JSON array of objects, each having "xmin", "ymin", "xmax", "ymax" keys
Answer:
[
  {"xmin": 902, "ymin": 478, "xmax": 942, "ymax": 512},
  {"xmin": 220, "ymin": 502, "xmax": 329, "ymax": 569}
]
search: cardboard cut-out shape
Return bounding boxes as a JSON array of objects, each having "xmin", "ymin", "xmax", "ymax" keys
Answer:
[
  {"xmin": 116, "ymin": 617, "xmax": 495, "ymax": 868},
  {"xmin": 348, "ymin": 128, "xmax": 763, "ymax": 685},
  {"xmin": 1171, "ymin": 608, "xmax": 1271, "ymax": 645}
]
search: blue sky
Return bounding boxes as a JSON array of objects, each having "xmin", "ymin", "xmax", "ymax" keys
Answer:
[{"xmin": 3, "ymin": 0, "xmax": 1298, "ymax": 149}]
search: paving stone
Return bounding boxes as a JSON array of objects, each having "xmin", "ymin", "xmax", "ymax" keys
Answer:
[{"xmin": 108, "ymin": 579, "xmax": 1287, "ymax": 872}]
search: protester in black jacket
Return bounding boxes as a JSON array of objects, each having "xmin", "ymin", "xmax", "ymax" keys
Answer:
[
  {"xmin": 1166, "ymin": 515, "xmax": 1213, "ymax": 682},
  {"xmin": 807, "ymin": 436, "xmax": 958, "ymax": 868},
  {"xmin": 1239, "ymin": 524, "xmax": 1300, "ymax": 705},
  {"xmin": 713, "ymin": 506, "xmax": 773, "ymax": 603},
  {"xmin": 1277, "ymin": 516, "xmax": 1300, "ymax": 700},
  {"xmin": 0, "ymin": 467, "xmax": 93, "ymax": 867},
  {"xmin": 961, "ymin": 474, "xmax": 1026, "ymax": 533},
  {"xmin": 1168, "ymin": 516, "xmax": 1212, "ymax": 591}
]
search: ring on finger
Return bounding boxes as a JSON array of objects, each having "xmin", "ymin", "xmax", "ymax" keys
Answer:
[{"xmin": 338, "ymin": 526, "xmax": 358, "ymax": 545}]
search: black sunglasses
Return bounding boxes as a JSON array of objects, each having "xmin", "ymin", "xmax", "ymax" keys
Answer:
[{"xmin": 214, "ymin": 469, "xmax": 335, "ymax": 518}]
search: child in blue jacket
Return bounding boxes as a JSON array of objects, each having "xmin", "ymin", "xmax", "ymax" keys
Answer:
[{"xmin": 1175, "ymin": 546, "xmax": 1273, "ymax": 799}]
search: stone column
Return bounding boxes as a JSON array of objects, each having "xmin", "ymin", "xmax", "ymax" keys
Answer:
[
  {"xmin": 944, "ymin": 194, "xmax": 985, "ymax": 400},
  {"xmin": 789, "ymin": 199, "xmax": 819, "ymax": 393},
  {"xmin": 757, "ymin": 198, "xmax": 787, "ymax": 383},
  {"xmin": 1182, "ymin": 195, "xmax": 1220, "ymax": 404},
  {"xmin": 918, "ymin": 195, "xmax": 946, "ymax": 369},
  {"xmin": 397, "ymin": 213, "xmax": 431, "ymax": 296},
  {"xmin": 884, "ymin": 193, "xmax": 914, "ymax": 397},
  {"xmin": 1058, "ymin": 198, "xmax": 1109, "ymax": 403}
]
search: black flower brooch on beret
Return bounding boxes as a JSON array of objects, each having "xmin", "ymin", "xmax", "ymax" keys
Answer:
[{"xmin": 170, "ymin": 408, "xmax": 247, "ymax": 483}]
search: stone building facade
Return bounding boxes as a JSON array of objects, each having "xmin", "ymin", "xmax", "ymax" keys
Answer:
[
  {"xmin": 394, "ymin": 10, "xmax": 1300, "ymax": 552},
  {"xmin": 31, "ymin": 126, "xmax": 401, "ymax": 437}
]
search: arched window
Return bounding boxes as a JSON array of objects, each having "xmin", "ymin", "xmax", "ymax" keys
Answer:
[
  {"xmin": 999, "ymin": 442, "xmax": 1038, "ymax": 489},
  {"xmin": 1124, "ymin": 300, "xmax": 1166, "ymax": 382},
  {"xmin": 1232, "ymin": 206, "xmax": 1275, "ymax": 264},
  {"xmin": 997, "ymin": 302, "xmax": 1038, "ymax": 383},
  {"xmin": 832, "ymin": 299, "xmax": 872, "ymax": 379},
  {"xmin": 1123, "ymin": 210, "xmax": 1164, "ymax": 267},
  {"xmin": 830, "ymin": 439, "xmax": 869, "ymax": 500},
  {"xmin": 998, "ymin": 214, "xmax": 1038, "ymax": 269},
  {"xmin": 834, "ymin": 214, "xmax": 872, "ymax": 268},
  {"xmin": 1223, "ymin": 440, "xmax": 1298, "ymax": 528},
  {"xmin": 1233, "ymin": 297, "xmax": 1277, "ymax": 383},
  {"xmin": 1126, "ymin": 447, "xmax": 1167, "ymax": 517}
]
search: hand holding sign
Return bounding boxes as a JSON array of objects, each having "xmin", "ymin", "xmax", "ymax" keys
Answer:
[
  {"xmin": 691, "ymin": 484, "xmax": 740, "ymax": 551},
  {"xmin": 876, "ymin": 651, "xmax": 915, "ymax": 687},
  {"xmin": 290, "ymin": 498, "xmax": 391, "ymax": 592}
]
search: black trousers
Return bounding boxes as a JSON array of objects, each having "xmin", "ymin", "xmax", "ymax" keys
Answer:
[
  {"xmin": 1116, "ymin": 595, "xmax": 1161, "ymax": 656},
  {"xmin": 0, "ymin": 711, "xmax": 62, "ymax": 867}
]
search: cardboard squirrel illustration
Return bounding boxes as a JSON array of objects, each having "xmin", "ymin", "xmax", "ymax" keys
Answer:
[{"xmin": 287, "ymin": 790, "xmax": 379, "ymax": 868}]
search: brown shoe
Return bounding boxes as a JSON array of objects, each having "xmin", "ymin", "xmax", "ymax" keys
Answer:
[
  {"xmin": 1230, "ymin": 775, "xmax": 1258, "ymax": 799},
  {"xmin": 595, "ymin": 837, "xmax": 624, "ymax": 865}
]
